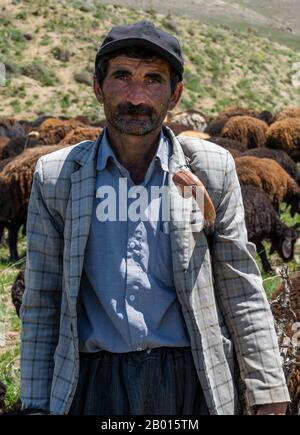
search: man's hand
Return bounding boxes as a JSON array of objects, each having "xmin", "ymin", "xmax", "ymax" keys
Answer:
[{"xmin": 256, "ymin": 402, "xmax": 288, "ymax": 415}]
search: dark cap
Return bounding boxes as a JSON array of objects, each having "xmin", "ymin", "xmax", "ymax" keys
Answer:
[{"xmin": 96, "ymin": 20, "xmax": 184, "ymax": 79}]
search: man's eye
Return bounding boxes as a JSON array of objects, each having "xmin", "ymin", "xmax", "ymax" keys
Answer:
[
  {"xmin": 147, "ymin": 76, "xmax": 161, "ymax": 84},
  {"xmin": 114, "ymin": 73, "xmax": 129, "ymax": 81}
]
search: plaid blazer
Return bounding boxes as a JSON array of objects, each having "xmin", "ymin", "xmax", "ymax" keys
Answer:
[{"xmin": 20, "ymin": 126, "xmax": 290, "ymax": 415}]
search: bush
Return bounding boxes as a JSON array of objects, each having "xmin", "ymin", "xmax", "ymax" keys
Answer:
[{"xmin": 21, "ymin": 59, "xmax": 58, "ymax": 86}]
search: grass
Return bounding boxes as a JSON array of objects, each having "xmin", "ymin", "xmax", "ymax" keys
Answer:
[
  {"xmin": 0, "ymin": 233, "xmax": 26, "ymax": 409},
  {"xmin": 21, "ymin": 58, "xmax": 59, "ymax": 87},
  {"xmin": 0, "ymin": 0, "xmax": 300, "ymax": 120}
]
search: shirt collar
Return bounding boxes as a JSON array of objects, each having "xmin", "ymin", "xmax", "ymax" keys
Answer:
[{"xmin": 96, "ymin": 128, "xmax": 170, "ymax": 173}]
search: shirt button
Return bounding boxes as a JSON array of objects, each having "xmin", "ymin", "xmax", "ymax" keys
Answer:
[
  {"xmin": 129, "ymin": 295, "xmax": 135, "ymax": 301},
  {"xmin": 129, "ymin": 241, "xmax": 135, "ymax": 249},
  {"xmin": 132, "ymin": 285, "xmax": 139, "ymax": 291}
]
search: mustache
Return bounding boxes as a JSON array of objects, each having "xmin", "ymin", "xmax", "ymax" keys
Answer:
[{"xmin": 116, "ymin": 103, "xmax": 154, "ymax": 117}]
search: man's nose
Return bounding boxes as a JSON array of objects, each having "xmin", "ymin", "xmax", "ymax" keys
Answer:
[{"xmin": 125, "ymin": 83, "xmax": 147, "ymax": 106}]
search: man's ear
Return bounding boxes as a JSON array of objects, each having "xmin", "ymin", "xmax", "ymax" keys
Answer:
[
  {"xmin": 168, "ymin": 81, "xmax": 184, "ymax": 111},
  {"xmin": 93, "ymin": 74, "xmax": 103, "ymax": 104}
]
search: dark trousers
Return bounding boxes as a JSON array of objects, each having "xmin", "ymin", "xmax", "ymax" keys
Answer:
[{"xmin": 68, "ymin": 346, "xmax": 209, "ymax": 415}]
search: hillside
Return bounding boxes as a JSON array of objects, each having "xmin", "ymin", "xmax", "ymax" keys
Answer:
[
  {"xmin": 0, "ymin": 0, "xmax": 299, "ymax": 122},
  {"xmin": 100, "ymin": 0, "xmax": 300, "ymax": 50}
]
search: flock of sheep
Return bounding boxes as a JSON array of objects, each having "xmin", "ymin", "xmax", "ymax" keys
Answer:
[{"xmin": 0, "ymin": 105, "xmax": 299, "ymax": 414}]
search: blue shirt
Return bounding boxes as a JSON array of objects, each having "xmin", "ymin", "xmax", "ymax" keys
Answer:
[{"xmin": 78, "ymin": 129, "xmax": 190, "ymax": 353}]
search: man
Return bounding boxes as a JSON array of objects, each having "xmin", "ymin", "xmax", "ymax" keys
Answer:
[{"xmin": 20, "ymin": 21, "xmax": 290, "ymax": 415}]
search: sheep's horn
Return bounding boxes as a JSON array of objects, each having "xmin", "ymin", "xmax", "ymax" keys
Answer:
[
  {"xmin": 28, "ymin": 131, "xmax": 40, "ymax": 138},
  {"xmin": 172, "ymin": 169, "xmax": 216, "ymax": 228}
]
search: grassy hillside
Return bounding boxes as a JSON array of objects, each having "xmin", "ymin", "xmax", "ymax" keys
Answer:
[
  {"xmin": 0, "ymin": 0, "xmax": 299, "ymax": 122},
  {"xmin": 101, "ymin": 0, "xmax": 300, "ymax": 51}
]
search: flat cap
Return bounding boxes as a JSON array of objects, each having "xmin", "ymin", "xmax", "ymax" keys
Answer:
[{"xmin": 96, "ymin": 20, "xmax": 184, "ymax": 78}]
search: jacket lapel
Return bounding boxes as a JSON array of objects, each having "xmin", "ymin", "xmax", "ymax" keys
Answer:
[{"xmin": 68, "ymin": 134, "xmax": 103, "ymax": 314}]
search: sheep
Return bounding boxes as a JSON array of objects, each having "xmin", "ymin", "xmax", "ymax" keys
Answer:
[
  {"xmin": 0, "ymin": 136, "xmax": 10, "ymax": 159},
  {"xmin": 1, "ymin": 135, "xmax": 39, "ymax": 160},
  {"xmin": 57, "ymin": 126, "xmax": 101, "ymax": 146},
  {"xmin": 217, "ymin": 106, "xmax": 259, "ymax": 119},
  {"xmin": 166, "ymin": 110, "xmax": 208, "ymax": 132},
  {"xmin": 266, "ymin": 117, "xmax": 300, "ymax": 161},
  {"xmin": 0, "ymin": 118, "xmax": 25, "ymax": 138},
  {"xmin": 222, "ymin": 115, "xmax": 268, "ymax": 148},
  {"xmin": 274, "ymin": 107, "xmax": 300, "ymax": 122},
  {"xmin": 11, "ymin": 269, "xmax": 24, "ymax": 317},
  {"xmin": 257, "ymin": 110, "xmax": 274, "ymax": 126},
  {"xmin": 164, "ymin": 122, "xmax": 194, "ymax": 136},
  {"xmin": 33, "ymin": 118, "xmax": 87, "ymax": 145},
  {"xmin": 271, "ymin": 271, "xmax": 300, "ymax": 415},
  {"xmin": 0, "ymin": 145, "xmax": 63, "ymax": 260},
  {"xmin": 177, "ymin": 130, "xmax": 210, "ymax": 140},
  {"xmin": 242, "ymin": 148, "xmax": 299, "ymax": 183},
  {"xmin": 236, "ymin": 156, "xmax": 300, "ymax": 216},
  {"xmin": 30, "ymin": 114, "xmax": 68, "ymax": 129},
  {"xmin": 241, "ymin": 184, "xmax": 298, "ymax": 272},
  {"xmin": 204, "ymin": 117, "xmax": 228, "ymax": 137},
  {"xmin": 208, "ymin": 136, "xmax": 247, "ymax": 152},
  {"xmin": 224, "ymin": 148, "xmax": 242, "ymax": 158},
  {"xmin": 204, "ymin": 107, "xmax": 258, "ymax": 136}
]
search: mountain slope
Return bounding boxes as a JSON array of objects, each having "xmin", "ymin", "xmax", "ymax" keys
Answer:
[{"xmin": 0, "ymin": 0, "xmax": 299, "ymax": 121}]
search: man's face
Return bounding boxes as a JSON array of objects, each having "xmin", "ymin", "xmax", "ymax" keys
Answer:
[{"xmin": 94, "ymin": 55, "xmax": 182, "ymax": 136}]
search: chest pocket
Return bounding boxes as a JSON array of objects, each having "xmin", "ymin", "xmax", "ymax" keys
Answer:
[{"xmin": 151, "ymin": 220, "xmax": 174, "ymax": 288}]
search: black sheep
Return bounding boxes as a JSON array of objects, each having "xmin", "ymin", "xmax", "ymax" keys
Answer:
[
  {"xmin": 241, "ymin": 184, "xmax": 298, "ymax": 272},
  {"xmin": 209, "ymin": 136, "xmax": 247, "ymax": 152},
  {"xmin": 11, "ymin": 269, "xmax": 24, "ymax": 317}
]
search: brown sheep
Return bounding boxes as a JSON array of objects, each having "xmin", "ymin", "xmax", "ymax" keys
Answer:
[
  {"xmin": 58, "ymin": 126, "xmax": 101, "ymax": 146},
  {"xmin": 33, "ymin": 118, "xmax": 87, "ymax": 145},
  {"xmin": 235, "ymin": 156, "xmax": 300, "ymax": 215},
  {"xmin": 222, "ymin": 115, "xmax": 268, "ymax": 148},
  {"xmin": 271, "ymin": 271, "xmax": 300, "ymax": 415},
  {"xmin": 266, "ymin": 117, "xmax": 300, "ymax": 161},
  {"xmin": 242, "ymin": 148, "xmax": 299, "ymax": 183},
  {"xmin": 0, "ymin": 145, "xmax": 63, "ymax": 260},
  {"xmin": 166, "ymin": 110, "xmax": 207, "ymax": 132},
  {"xmin": 274, "ymin": 107, "xmax": 300, "ymax": 122}
]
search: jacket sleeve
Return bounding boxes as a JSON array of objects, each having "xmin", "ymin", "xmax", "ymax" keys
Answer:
[
  {"xmin": 20, "ymin": 157, "xmax": 63, "ymax": 413},
  {"xmin": 210, "ymin": 151, "xmax": 290, "ymax": 408}
]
